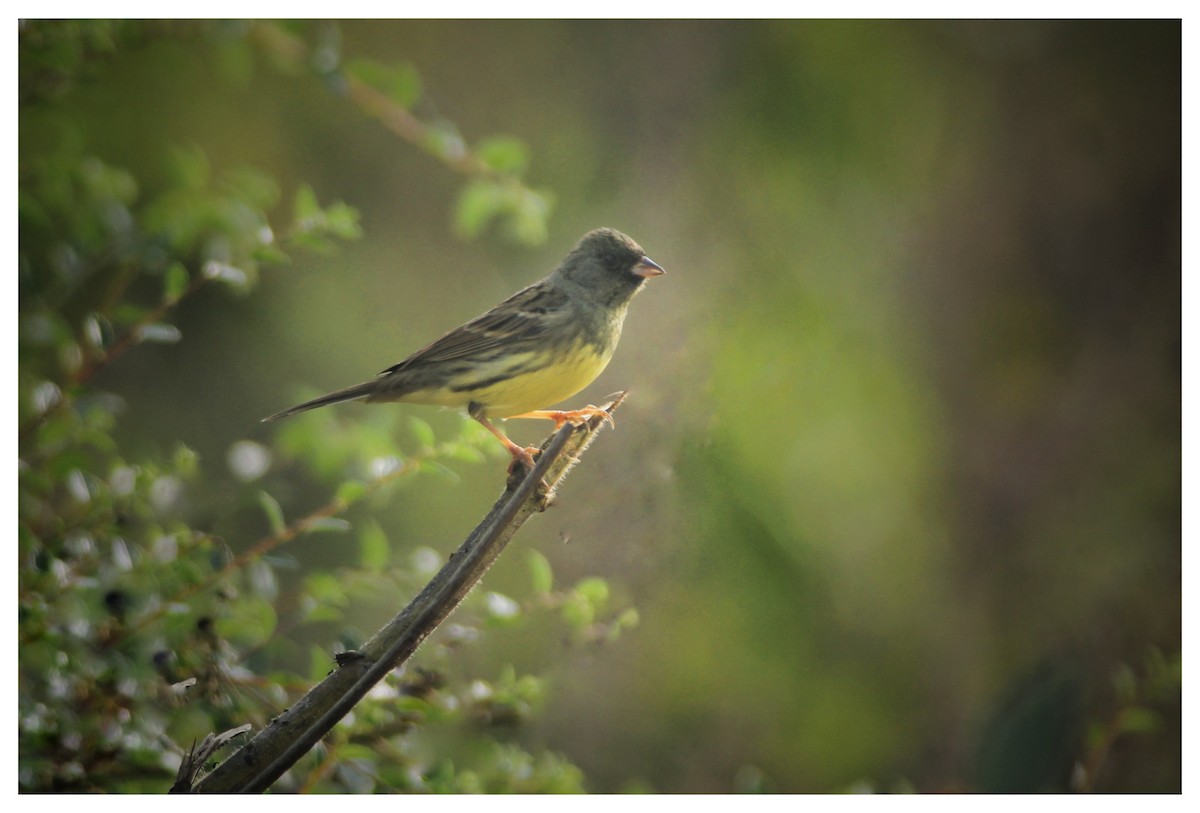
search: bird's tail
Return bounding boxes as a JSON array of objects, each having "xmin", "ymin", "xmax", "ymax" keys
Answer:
[{"xmin": 262, "ymin": 380, "xmax": 380, "ymax": 422}]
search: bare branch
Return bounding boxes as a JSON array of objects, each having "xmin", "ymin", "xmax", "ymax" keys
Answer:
[{"xmin": 185, "ymin": 393, "xmax": 627, "ymax": 793}]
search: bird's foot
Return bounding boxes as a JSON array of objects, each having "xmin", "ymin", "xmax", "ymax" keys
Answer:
[
  {"xmin": 509, "ymin": 405, "xmax": 615, "ymax": 431},
  {"xmin": 506, "ymin": 444, "xmax": 541, "ymax": 475}
]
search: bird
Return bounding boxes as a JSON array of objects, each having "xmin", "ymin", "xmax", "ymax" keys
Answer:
[{"xmin": 263, "ymin": 227, "xmax": 664, "ymax": 469}]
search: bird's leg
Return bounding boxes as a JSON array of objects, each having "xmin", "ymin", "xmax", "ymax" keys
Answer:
[
  {"xmin": 472, "ymin": 414, "xmax": 539, "ymax": 472},
  {"xmin": 507, "ymin": 405, "xmax": 616, "ymax": 431}
]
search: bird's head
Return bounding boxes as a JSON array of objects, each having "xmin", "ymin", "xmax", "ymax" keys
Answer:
[{"xmin": 557, "ymin": 227, "xmax": 664, "ymax": 306}]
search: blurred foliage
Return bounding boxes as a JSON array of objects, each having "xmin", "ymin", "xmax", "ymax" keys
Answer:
[
  {"xmin": 17, "ymin": 20, "xmax": 615, "ymax": 793},
  {"xmin": 18, "ymin": 19, "xmax": 1181, "ymax": 794}
]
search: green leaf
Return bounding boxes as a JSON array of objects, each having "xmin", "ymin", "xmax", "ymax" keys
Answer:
[
  {"xmin": 1145, "ymin": 648, "xmax": 1182, "ymax": 698},
  {"xmin": 476, "ymin": 136, "xmax": 529, "ymax": 176},
  {"xmin": 305, "ymin": 571, "xmax": 348, "ymax": 606},
  {"xmin": 290, "ymin": 186, "xmax": 361, "ymax": 252},
  {"xmin": 528, "ymin": 550, "xmax": 553, "ymax": 594},
  {"xmin": 419, "ymin": 459, "xmax": 459, "ymax": 482},
  {"xmin": 1117, "ymin": 706, "xmax": 1161, "ymax": 735},
  {"xmin": 83, "ymin": 313, "xmax": 113, "ymax": 350},
  {"xmin": 447, "ymin": 441, "xmax": 485, "ymax": 464},
  {"xmin": 506, "ymin": 187, "xmax": 553, "ymax": 245},
  {"xmin": 221, "ymin": 166, "xmax": 280, "ymax": 210},
  {"xmin": 293, "ymin": 184, "xmax": 321, "ymax": 221},
  {"xmin": 561, "ymin": 594, "xmax": 593, "ymax": 630},
  {"xmin": 173, "ymin": 444, "xmax": 200, "ymax": 477},
  {"xmin": 163, "ymin": 262, "xmax": 189, "ymax": 302},
  {"xmin": 345, "ymin": 57, "xmax": 422, "ymax": 108},
  {"xmin": 304, "ymin": 602, "xmax": 345, "ymax": 624},
  {"xmin": 137, "ymin": 322, "xmax": 182, "ymax": 344},
  {"xmin": 216, "ymin": 594, "xmax": 277, "ymax": 647},
  {"xmin": 80, "ymin": 156, "xmax": 138, "ymax": 204},
  {"xmin": 485, "ymin": 591, "xmax": 521, "ymax": 622},
  {"xmin": 359, "ymin": 520, "xmax": 389, "ymax": 572},
  {"xmin": 454, "ymin": 179, "xmax": 505, "ymax": 239},
  {"xmin": 574, "ymin": 576, "xmax": 609, "ymax": 607},
  {"xmin": 112, "ymin": 303, "xmax": 148, "ymax": 327},
  {"xmin": 336, "ymin": 479, "xmax": 367, "ymax": 504},
  {"xmin": 339, "ymin": 743, "xmax": 382, "ymax": 763},
  {"xmin": 305, "ymin": 516, "xmax": 352, "ymax": 534},
  {"xmin": 253, "ymin": 243, "xmax": 290, "ymax": 266},
  {"xmin": 21, "ymin": 312, "xmax": 73, "ymax": 347},
  {"xmin": 424, "ymin": 120, "xmax": 466, "ymax": 163},
  {"xmin": 247, "ymin": 560, "xmax": 279, "ymax": 602},
  {"xmin": 324, "ymin": 201, "xmax": 362, "ymax": 240},
  {"xmin": 409, "ymin": 416, "xmax": 435, "ymax": 450},
  {"xmin": 202, "ymin": 260, "xmax": 249, "ymax": 289},
  {"xmin": 258, "ymin": 490, "xmax": 286, "ymax": 535}
]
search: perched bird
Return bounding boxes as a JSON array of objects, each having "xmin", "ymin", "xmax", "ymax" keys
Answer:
[{"xmin": 264, "ymin": 227, "xmax": 664, "ymax": 468}]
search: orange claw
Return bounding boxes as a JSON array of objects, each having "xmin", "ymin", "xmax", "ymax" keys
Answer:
[
  {"xmin": 475, "ymin": 405, "xmax": 616, "ymax": 474},
  {"xmin": 509, "ymin": 405, "xmax": 616, "ymax": 431}
]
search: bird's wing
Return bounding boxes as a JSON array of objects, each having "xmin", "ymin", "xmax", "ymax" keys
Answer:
[{"xmin": 380, "ymin": 280, "xmax": 570, "ymax": 374}]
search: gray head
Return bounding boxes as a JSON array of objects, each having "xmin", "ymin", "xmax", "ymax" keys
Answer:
[{"xmin": 555, "ymin": 227, "xmax": 664, "ymax": 307}]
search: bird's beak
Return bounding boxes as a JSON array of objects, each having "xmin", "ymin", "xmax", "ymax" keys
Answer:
[{"xmin": 634, "ymin": 256, "xmax": 665, "ymax": 278}]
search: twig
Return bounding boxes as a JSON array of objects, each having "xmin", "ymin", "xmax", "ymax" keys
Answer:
[
  {"xmin": 250, "ymin": 22, "xmax": 513, "ymax": 182},
  {"xmin": 184, "ymin": 393, "xmax": 626, "ymax": 793}
]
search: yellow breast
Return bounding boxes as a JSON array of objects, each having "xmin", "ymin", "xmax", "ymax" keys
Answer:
[{"xmin": 403, "ymin": 340, "xmax": 615, "ymax": 418}]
